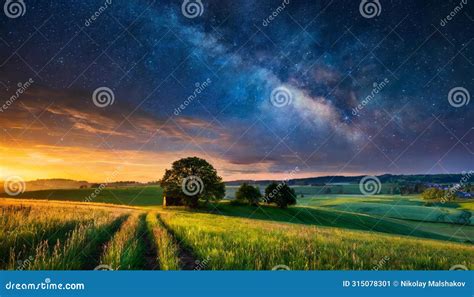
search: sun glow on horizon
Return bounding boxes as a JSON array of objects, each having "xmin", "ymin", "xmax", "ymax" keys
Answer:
[{"xmin": 0, "ymin": 143, "xmax": 379, "ymax": 183}]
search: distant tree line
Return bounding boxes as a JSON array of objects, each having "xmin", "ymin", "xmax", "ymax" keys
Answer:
[
  {"xmin": 226, "ymin": 174, "xmax": 469, "ymax": 187},
  {"xmin": 234, "ymin": 182, "xmax": 297, "ymax": 208}
]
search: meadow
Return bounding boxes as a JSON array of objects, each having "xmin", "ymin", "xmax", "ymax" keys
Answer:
[
  {"xmin": 0, "ymin": 200, "xmax": 176, "ymax": 270},
  {"xmin": 8, "ymin": 186, "xmax": 163, "ymax": 206},
  {"xmin": 0, "ymin": 185, "xmax": 473, "ymax": 270},
  {"xmin": 158, "ymin": 210, "xmax": 473, "ymax": 270}
]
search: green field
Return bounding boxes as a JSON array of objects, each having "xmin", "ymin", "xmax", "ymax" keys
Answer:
[
  {"xmin": 158, "ymin": 210, "xmax": 472, "ymax": 270},
  {"xmin": 8, "ymin": 186, "xmax": 163, "ymax": 206},
  {"xmin": 210, "ymin": 203, "xmax": 473, "ymax": 243},
  {"xmin": 1, "ymin": 199, "xmax": 472, "ymax": 270},
  {"xmin": 2, "ymin": 186, "xmax": 473, "ymax": 243},
  {"xmin": 1, "ymin": 185, "xmax": 473, "ymax": 270},
  {"xmin": 298, "ymin": 195, "xmax": 474, "ymax": 225}
]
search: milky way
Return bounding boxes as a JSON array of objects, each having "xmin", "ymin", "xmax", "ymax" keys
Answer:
[{"xmin": 0, "ymin": 0, "xmax": 472, "ymax": 181}]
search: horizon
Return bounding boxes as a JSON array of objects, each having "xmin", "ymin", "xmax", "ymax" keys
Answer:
[{"xmin": 5, "ymin": 171, "xmax": 470, "ymax": 185}]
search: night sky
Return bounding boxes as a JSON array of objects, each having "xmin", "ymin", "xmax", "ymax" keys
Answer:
[{"xmin": 0, "ymin": 0, "xmax": 472, "ymax": 182}]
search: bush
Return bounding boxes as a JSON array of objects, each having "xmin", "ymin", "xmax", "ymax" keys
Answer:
[
  {"xmin": 421, "ymin": 188, "xmax": 446, "ymax": 201},
  {"xmin": 264, "ymin": 183, "xmax": 297, "ymax": 208},
  {"xmin": 235, "ymin": 183, "xmax": 262, "ymax": 206}
]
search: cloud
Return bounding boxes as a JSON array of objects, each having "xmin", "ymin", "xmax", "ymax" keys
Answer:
[
  {"xmin": 0, "ymin": 86, "xmax": 286, "ymax": 180},
  {"xmin": 0, "ymin": 86, "xmax": 234, "ymax": 148}
]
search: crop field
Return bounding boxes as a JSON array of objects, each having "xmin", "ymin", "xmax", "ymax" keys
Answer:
[
  {"xmin": 0, "ymin": 196, "xmax": 473, "ymax": 271},
  {"xmin": 7, "ymin": 186, "xmax": 163, "ymax": 206}
]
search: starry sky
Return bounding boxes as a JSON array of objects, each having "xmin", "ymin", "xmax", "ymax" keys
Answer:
[{"xmin": 0, "ymin": 0, "xmax": 472, "ymax": 182}]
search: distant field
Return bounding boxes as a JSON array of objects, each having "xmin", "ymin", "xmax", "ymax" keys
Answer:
[
  {"xmin": 159, "ymin": 209, "xmax": 473, "ymax": 270},
  {"xmin": 2, "ymin": 186, "xmax": 163, "ymax": 206},
  {"xmin": 211, "ymin": 202, "xmax": 473, "ymax": 243},
  {"xmin": 225, "ymin": 184, "xmax": 401, "ymax": 198},
  {"xmin": 1, "ymin": 199, "xmax": 472, "ymax": 270},
  {"xmin": 297, "ymin": 195, "xmax": 474, "ymax": 226},
  {"xmin": 3, "ymin": 186, "xmax": 473, "ymax": 244}
]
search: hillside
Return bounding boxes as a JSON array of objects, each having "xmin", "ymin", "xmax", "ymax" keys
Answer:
[
  {"xmin": 1, "ymin": 199, "xmax": 472, "ymax": 270},
  {"xmin": 225, "ymin": 174, "xmax": 467, "ymax": 186}
]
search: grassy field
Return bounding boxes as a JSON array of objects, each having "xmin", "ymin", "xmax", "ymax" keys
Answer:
[
  {"xmin": 5, "ymin": 186, "xmax": 163, "ymax": 206},
  {"xmin": 100, "ymin": 213, "xmax": 146, "ymax": 270},
  {"xmin": 1, "ymin": 185, "xmax": 473, "ymax": 270},
  {"xmin": 298, "ymin": 195, "xmax": 473, "ymax": 225},
  {"xmin": 158, "ymin": 209, "xmax": 472, "ymax": 270},
  {"xmin": 2, "ymin": 186, "xmax": 473, "ymax": 243},
  {"xmin": 1, "ymin": 199, "xmax": 472, "ymax": 270},
  {"xmin": 210, "ymin": 203, "xmax": 473, "ymax": 243},
  {"xmin": 1, "ymin": 201, "xmax": 129, "ymax": 270},
  {"xmin": 146, "ymin": 212, "xmax": 180, "ymax": 270}
]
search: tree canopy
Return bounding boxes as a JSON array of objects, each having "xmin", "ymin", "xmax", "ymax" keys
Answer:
[
  {"xmin": 264, "ymin": 182, "xmax": 297, "ymax": 208},
  {"xmin": 160, "ymin": 157, "xmax": 225, "ymax": 208},
  {"xmin": 235, "ymin": 183, "xmax": 262, "ymax": 206}
]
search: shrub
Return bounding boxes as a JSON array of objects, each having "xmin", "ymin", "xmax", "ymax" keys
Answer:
[
  {"xmin": 235, "ymin": 183, "xmax": 262, "ymax": 206},
  {"xmin": 264, "ymin": 183, "xmax": 297, "ymax": 208}
]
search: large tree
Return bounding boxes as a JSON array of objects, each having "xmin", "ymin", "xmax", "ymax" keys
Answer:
[
  {"xmin": 161, "ymin": 157, "xmax": 225, "ymax": 208},
  {"xmin": 264, "ymin": 182, "xmax": 297, "ymax": 208}
]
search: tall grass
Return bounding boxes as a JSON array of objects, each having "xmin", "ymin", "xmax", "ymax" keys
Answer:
[
  {"xmin": 100, "ymin": 214, "xmax": 146, "ymax": 270},
  {"xmin": 159, "ymin": 211, "xmax": 474, "ymax": 270},
  {"xmin": 146, "ymin": 213, "xmax": 180, "ymax": 270},
  {"xmin": 22, "ymin": 213, "xmax": 127, "ymax": 270},
  {"xmin": 2, "ymin": 199, "xmax": 472, "ymax": 271},
  {"xmin": 0, "ymin": 204, "xmax": 113, "ymax": 269}
]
